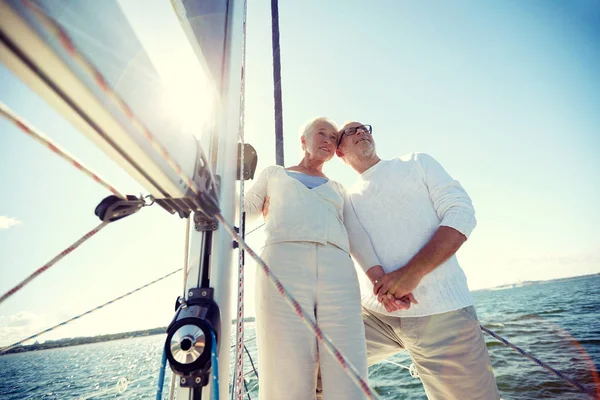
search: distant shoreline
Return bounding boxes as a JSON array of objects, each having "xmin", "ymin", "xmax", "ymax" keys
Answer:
[
  {"xmin": 3, "ymin": 275, "xmax": 597, "ymax": 355},
  {"xmin": 0, "ymin": 327, "xmax": 167, "ymax": 356},
  {"xmin": 473, "ymin": 272, "xmax": 600, "ymax": 292},
  {"xmin": 1, "ymin": 317, "xmax": 256, "ymax": 356}
]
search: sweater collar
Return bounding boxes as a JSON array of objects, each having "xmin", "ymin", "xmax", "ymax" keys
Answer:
[{"xmin": 359, "ymin": 159, "xmax": 384, "ymax": 180}]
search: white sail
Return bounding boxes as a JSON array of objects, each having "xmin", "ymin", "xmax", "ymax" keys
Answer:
[{"xmin": 0, "ymin": 0, "xmax": 245, "ymax": 398}]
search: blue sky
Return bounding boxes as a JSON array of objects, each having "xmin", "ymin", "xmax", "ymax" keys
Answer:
[{"xmin": 1, "ymin": 0, "xmax": 599, "ymax": 346}]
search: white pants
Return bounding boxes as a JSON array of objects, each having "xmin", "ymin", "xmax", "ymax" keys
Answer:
[
  {"xmin": 363, "ymin": 307, "xmax": 500, "ymax": 400},
  {"xmin": 255, "ymin": 242, "xmax": 368, "ymax": 400}
]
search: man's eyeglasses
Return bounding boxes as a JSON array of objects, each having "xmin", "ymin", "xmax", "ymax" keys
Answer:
[{"xmin": 337, "ymin": 124, "xmax": 373, "ymax": 147}]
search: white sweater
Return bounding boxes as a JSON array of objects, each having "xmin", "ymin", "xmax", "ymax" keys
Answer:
[
  {"xmin": 347, "ymin": 153, "xmax": 476, "ymax": 317},
  {"xmin": 244, "ymin": 166, "xmax": 381, "ymax": 270}
]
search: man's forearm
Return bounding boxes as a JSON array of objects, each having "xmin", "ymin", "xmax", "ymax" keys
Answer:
[{"xmin": 404, "ymin": 226, "xmax": 467, "ymax": 278}]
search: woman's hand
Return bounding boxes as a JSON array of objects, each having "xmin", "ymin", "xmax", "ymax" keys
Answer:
[
  {"xmin": 380, "ymin": 292, "xmax": 413, "ymax": 312},
  {"xmin": 262, "ymin": 196, "xmax": 270, "ymax": 218}
]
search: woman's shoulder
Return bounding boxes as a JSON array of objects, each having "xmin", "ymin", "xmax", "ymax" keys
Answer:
[
  {"xmin": 326, "ymin": 178, "xmax": 347, "ymax": 194},
  {"xmin": 264, "ymin": 164, "xmax": 285, "ymax": 171},
  {"xmin": 257, "ymin": 164, "xmax": 284, "ymax": 178}
]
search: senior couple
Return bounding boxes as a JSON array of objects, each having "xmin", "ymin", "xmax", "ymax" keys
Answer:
[{"xmin": 243, "ymin": 117, "xmax": 500, "ymax": 400}]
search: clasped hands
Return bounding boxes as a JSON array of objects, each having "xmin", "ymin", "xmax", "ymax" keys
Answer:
[{"xmin": 370, "ymin": 265, "xmax": 422, "ymax": 312}]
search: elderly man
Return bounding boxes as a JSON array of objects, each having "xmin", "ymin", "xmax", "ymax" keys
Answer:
[{"xmin": 336, "ymin": 121, "xmax": 500, "ymax": 399}]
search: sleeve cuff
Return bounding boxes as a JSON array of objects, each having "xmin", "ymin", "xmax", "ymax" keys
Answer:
[
  {"xmin": 352, "ymin": 246, "xmax": 381, "ymax": 274},
  {"xmin": 440, "ymin": 211, "xmax": 477, "ymax": 238}
]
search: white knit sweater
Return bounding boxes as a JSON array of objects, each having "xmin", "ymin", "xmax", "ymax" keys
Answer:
[
  {"xmin": 347, "ymin": 153, "xmax": 476, "ymax": 317},
  {"xmin": 244, "ymin": 166, "xmax": 381, "ymax": 270}
]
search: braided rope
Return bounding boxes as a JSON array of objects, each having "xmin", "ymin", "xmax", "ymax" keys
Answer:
[
  {"xmin": 215, "ymin": 213, "xmax": 380, "ymax": 400},
  {"xmin": 0, "ymin": 102, "xmax": 127, "ymax": 199},
  {"xmin": 23, "ymin": 0, "xmax": 210, "ymax": 199},
  {"xmin": 22, "ymin": 3, "xmax": 377, "ymax": 397},
  {"xmin": 0, "ymin": 221, "xmax": 109, "ymax": 305},
  {"xmin": 232, "ymin": 0, "xmax": 249, "ymax": 396},
  {"xmin": 12, "ymin": 5, "xmax": 598, "ymax": 400},
  {"xmin": 211, "ymin": 329, "xmax": 220, "ymax": 400},
  {"xmin": 243, "ymin": 344, "xmax": 258, "ymax": 379},
  {"xmin": 245, "ymin": 223, "xmax": 264, "ymax": 237},
  {"xmin": 0, "ymin": 268, "xmax": 181, "ymax": 354},
  {"xmin": 156, "ymin": 348, "xmax": 168, "ymax": 400},
  {"xmin": 481, "ymin": 325, "xmax": 594, "ymax": 396}
]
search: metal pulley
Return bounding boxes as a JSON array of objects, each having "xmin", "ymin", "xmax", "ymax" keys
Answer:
[{"xmin": 94, "ymin": 195, "xmax": 145, "ymax": 222}]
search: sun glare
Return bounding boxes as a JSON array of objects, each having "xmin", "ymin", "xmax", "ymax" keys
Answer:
[
  {"xmin": 117, "ymin": 0, "xmax": 216, "ymax": 139},
  {"xmin": 160, "ymin": 71, "xmax": 215, "ymax": 138}
]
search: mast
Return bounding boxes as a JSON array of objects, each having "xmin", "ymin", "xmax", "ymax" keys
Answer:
[
  {"xmin": 271, "ymin": 0, "xmax": 284, "ymax": 166},
  {"xmin": 169, "ymin": 0, "xmax": 246, "ymax": 398}
]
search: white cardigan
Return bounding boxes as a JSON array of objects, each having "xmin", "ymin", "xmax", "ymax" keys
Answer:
[
  {"xmin": 244, "ymin": 165, "xmax": 380, "ymax": 271},
  {"xmin": 347, "ymin": 153, "xmax": 477, "ymax": 317}
]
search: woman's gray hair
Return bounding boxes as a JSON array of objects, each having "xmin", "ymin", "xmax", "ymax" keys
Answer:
[{"xmin": 300, "ymin": 116, "xmax": 338, "ymax": 139}]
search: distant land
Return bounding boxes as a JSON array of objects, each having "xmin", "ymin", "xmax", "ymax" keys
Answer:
[
  {"xmin": 4, "ymin": 275, "xmax": 598, "ymax": 355},
  {"xmin": 1, "ymin": 327, "xmax": 167, "ymax": 355},
  {"xmin": 0, "ymin": 317, "xmax": 256, "ymax": 356},
  {"xmin": 475, "ymin": 272, "xmax": 600, "ymax": 292}
]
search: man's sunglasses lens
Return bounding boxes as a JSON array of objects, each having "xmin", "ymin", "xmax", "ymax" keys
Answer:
[
  {"xmin": 337, "ymin": 124, "xmax": 372, "ymax": 146},
  {"xmin": 348, "ymin": 125, "xmax": 372, "ymax": 135}
]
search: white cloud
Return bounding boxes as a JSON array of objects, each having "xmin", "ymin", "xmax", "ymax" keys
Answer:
[
  {"xmin": 505, "ymin": 246, "xmax": 600, "ymax": 265},
  {"xmin": 3, "ymin": 311, "xmax": 39, "ymax": 327},
  {"xmin": 0, "ymin": 311, "xmax": 50, "ymax": 347},
  {"xmin": 0, "ymin": 216, "xmax": 21, "ymax": 229}
]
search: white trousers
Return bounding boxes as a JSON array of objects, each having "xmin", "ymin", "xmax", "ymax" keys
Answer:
[
  {"xmin": 255, "ymin": 242, "xmax": 368, "ymax": 400},
  {"xmin": 363, "ymin": 307, "xmax": 500, "ymax": 399}
]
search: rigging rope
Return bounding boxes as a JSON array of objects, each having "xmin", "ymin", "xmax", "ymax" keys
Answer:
[
  {"xmin": 214, "ymin": 212, "xmax": 381, "ymax": 400},
  {"xmin": 0, "ymin": 102, "xmax": 127, "ymax": 200},
  {"xmin": 229, "ymin": 337, "xmax": 259, "ymax": 380},
  {"xmin": 0, "ymin": 268, "xmax": 181, "ymax": 354},
  {"xmin": 22, "ymin": 5, "xmax": 568, "ymax": 400},
  {"xmin": 211, "ymin": 330, "xmax": 220, "ymax": 400},
  {"xmin": 156, "ymin": 347, "xmax": 168, "ymax": 400},
  {"xmin": 0, "ymin": 98, "xmax": 147, "ymax": 306},
  {"xmin": 245, "ymin": 223, "xmax": 265, "ymax": 237},
  {"xmin": 229, "ymin": 334, "xmax": 259, "ymax": 381},
  {"xmin": 481, "ymin": 325, "xmax": 595, "ymax": 397},
  {"xmin": 0, "ymin": 221, "xmax": 110, "ymax": 305},
  {"xmin": 232, "ymin": 0, "xmax": 249, "ymax": 397},
  {"xmin": 12, "ymin": 5, "xmax": 597, "ymax": 400},
  {"xmin": 23, "ymin": 0, "xmax": 214, "ymax": 201},
  {"xmin": 381, "ymin": 359, "xmax": 412, "ymax": 372},
  {"xmin": 242, "ymin": 379, "xmax": 252, "ymax": 400},
  {"xmin": 182, "ymin": 217, "xmax": 191, "ymax": 298},
  {"xmin": 15, "ymin": 5, "xmax": 592, "ymax": 400},
  {"xmin": 243, "ymin": 344, "xmax": 258, "ymax": 379}
]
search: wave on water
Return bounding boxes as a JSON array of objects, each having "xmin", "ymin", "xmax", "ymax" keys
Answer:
[
  {"xmin": 515, "ymin": 308, "xmax": 568, "ymax": 320},
  {"xmin": 483, "ymin": 323, "xmax": 505, "ymax": 328},
  {"xmin": 485, "ymin": 341, "xmax": 507, "ymax": 348}
]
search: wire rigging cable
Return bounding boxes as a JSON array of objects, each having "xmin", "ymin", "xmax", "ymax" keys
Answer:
[{"xmin": 0, "ymin": 268, "xmax": 181, "ymax": 354}]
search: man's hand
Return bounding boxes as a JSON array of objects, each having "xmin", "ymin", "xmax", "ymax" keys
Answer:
[
  {"xmin": 374, "ymin": 265, "xmax": 423, "ymax": 302},
  {"xmin": 368, "ymin": 265, "xmax": 416, "ymax": 311}
]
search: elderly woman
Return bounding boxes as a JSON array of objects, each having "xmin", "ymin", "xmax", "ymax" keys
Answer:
[{"xmin": 244, "ymin": 117, "xmax": 380, "ymax": 400}]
